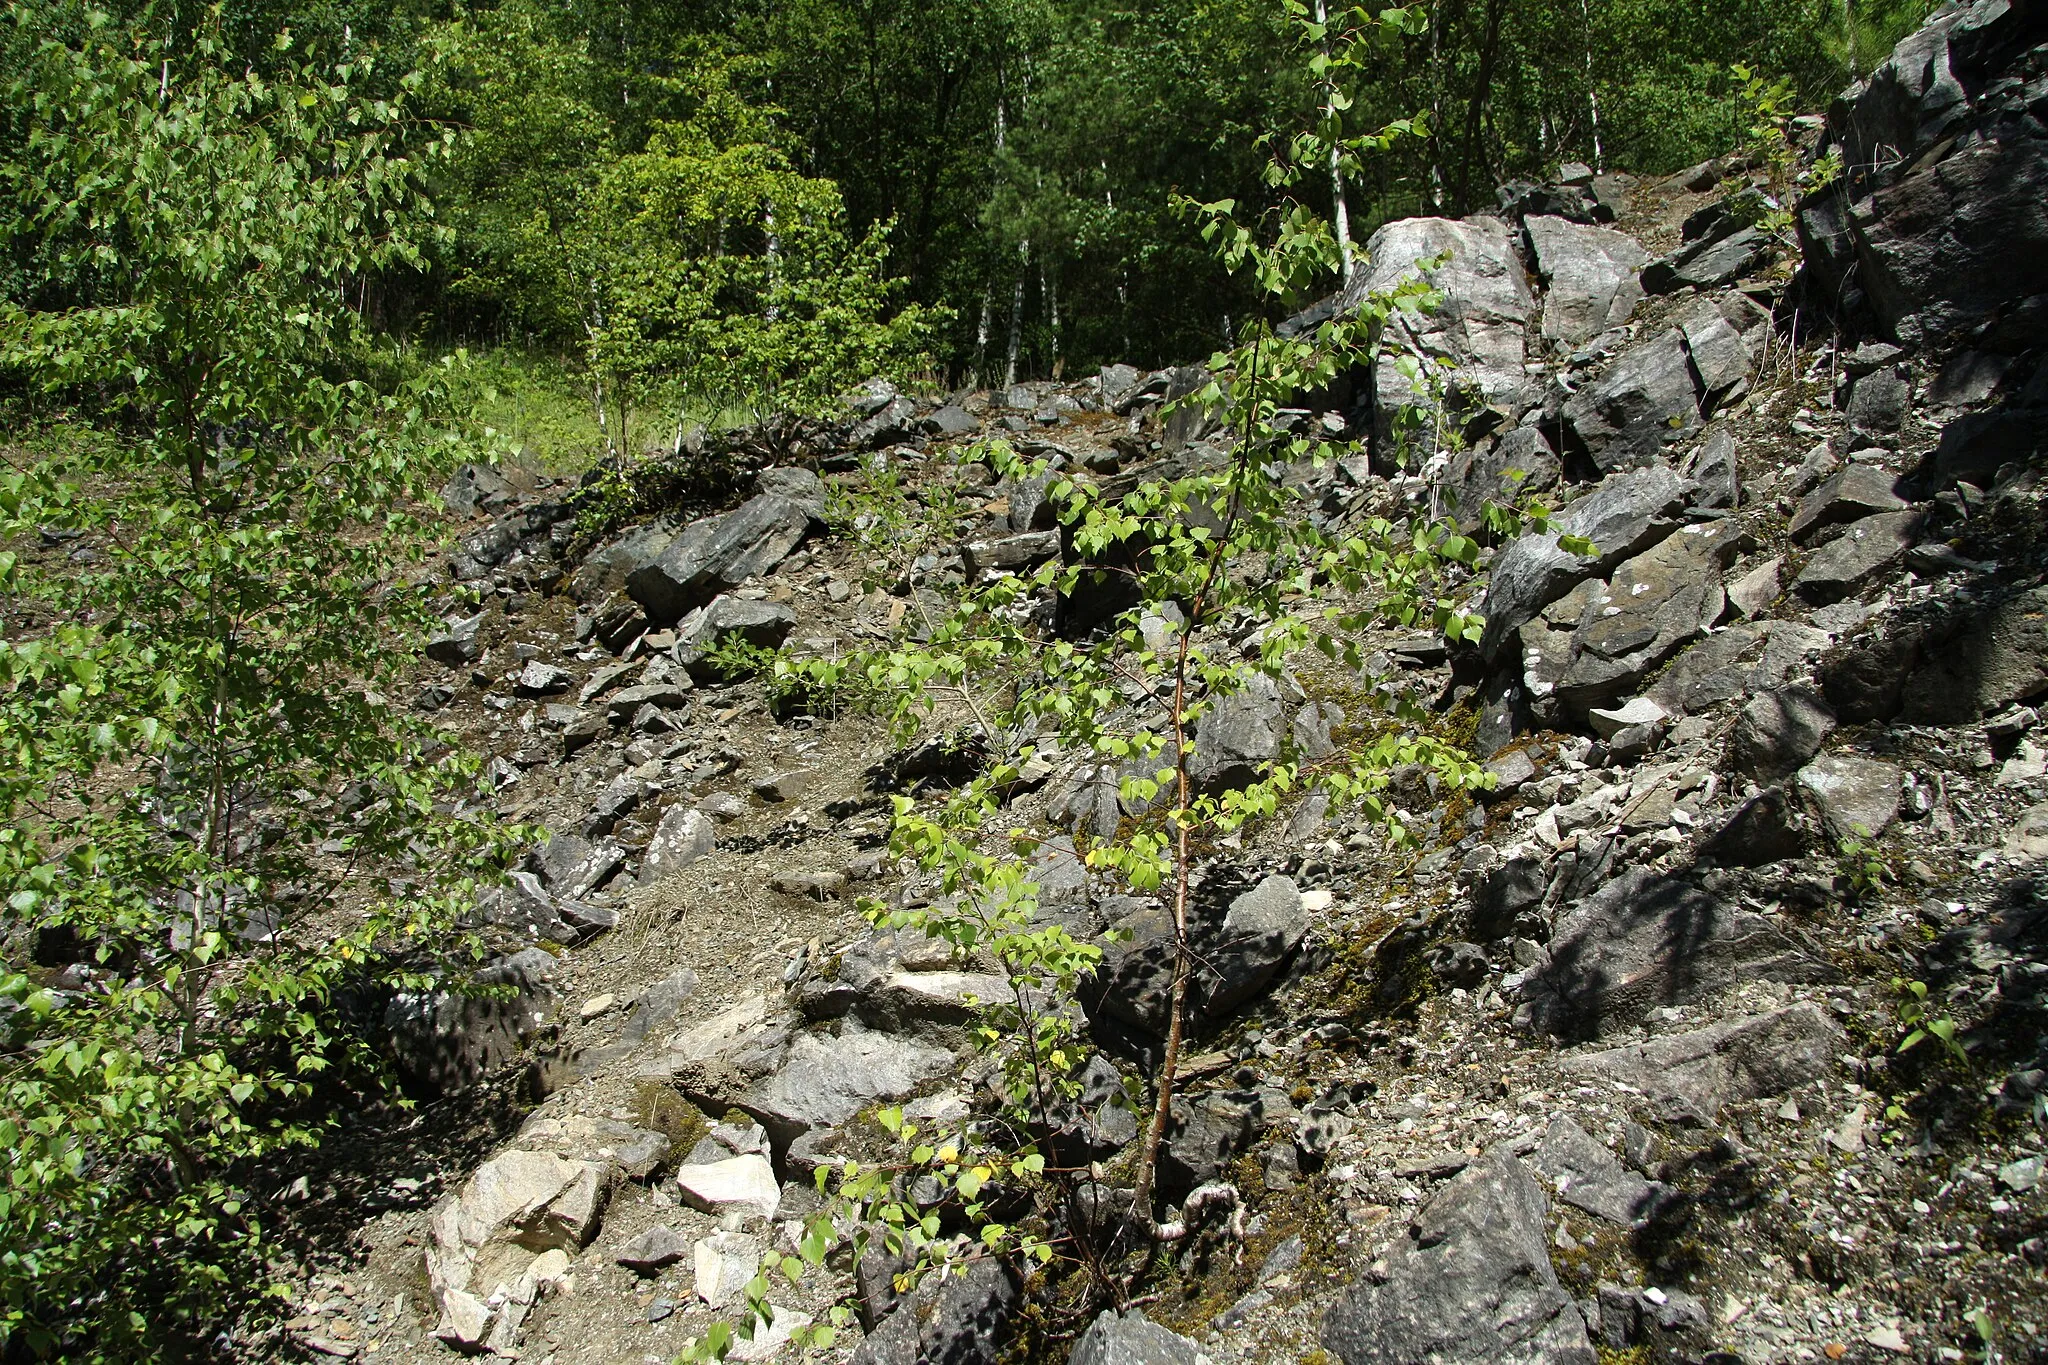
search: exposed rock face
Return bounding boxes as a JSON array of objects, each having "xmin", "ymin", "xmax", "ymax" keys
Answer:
[
  {"xmin": 1321, "ymin": 1145, "xmax": 1597, "ymax": 1365},
  {"xmin": 1551, "ymin": 519, "xmax": 1744, "ymax": 714},
  {"xmin": 426, "ymin": 1149, "xmax": 615, "ymax": 1348},
  {"xmin": 1346, "ymin": 214, "xmax": 1537, "ymax": 428},
  {"xmin": 626, "ymin": 493, "xmax": 812, "ymax": 624},
  {"xmin": 385, "ymin": 948, "xmax": 559, "ymax": 1097},
  {"xmin": 1562, "ymin": 1004, "xmax": 1846, "ymax": 1121},
  {"xmin": 1800, "ymin": 0, "xmax": 2048, "ymax": 346},
  {"xmin": 1188, "ymin": 673, "xmax": 1284, "ymax": 792},
  {"xmin": 738, "ymin": 1031, "xmax": 955, "ymax": 1144},
  {"xmin": 1519, "ymin": 870, "xmax": 1827, "ymax": 1041},
  {"xmin": 1527, "ymin": 1115, "xmax": 1665, "ymax": 1225},
  {"xmin": 1524, "ymin": 215, "xmax": 1648, "ymax": 344},
  {"xmin": 1442, "ymin": 426, "xmax": 1562, "ymax": 531},
  {"xmin": 1730, "ymin": 685, "xmax": 1838, "ymax": 780},
  {"xmin": 1561, "ymin": 330, "xmax": 1702, "ymax": 472},
  {"xmin": 1069, "ymin": 1309, "xmax": 1207, "ymax": 1365}
]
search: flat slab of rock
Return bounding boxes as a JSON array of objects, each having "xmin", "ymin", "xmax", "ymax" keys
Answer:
[
  {"xmin": 1789, "ymin": 464, "xmax": 1908, "ymax": 542},
  {"xmin": 1479, "ymin": 463, "xmax": 1695, "ymax": 660},
  {"xmin": 1527, "ymin": 1115, "xmax": 1662, "ymax": 1225},
  {"xmin": 1561, "ymin": 1003, "xmax": 1845, "ymax": 1121},
  {"xmin": 1518, "ymin": 870, "xmax": 1828, "ymax": 1040},
  {"xmin": 741, "ymin": 1031, "xmax": 955, "ymax": 1143},
  {"xmin": 1321, "ymin": 1145, "xmax": 1596, "ymax": 1365},
  {"xmin": 1795, "ymin": 753, "xmax": 1902, "ymax": 841},
  {"xmin": 1792, "ymin": 509, "xmax": 1922, "ymax": 604},
  {"xmin": 616, "ymin": 1223, "xmax": 690, "ymax": 1273},
  {"xmin": 1069, "ymin": 1308, "xmax": 1206, "ymax": 1364},
  {"xmin": 673, "ymin": 1154, "xmax": 781, "ymax": 1221},
  {"xmin": 1561, "ymin": 330, "xmax": 1701, "ymax": 474},
  {"xmin": 1554, "ymin": 519, "xmax": 1743, "ymax": 713},
  {"xmin": 626, "ymin": 493, "xmax": 811, "ymax": 624},
  {"xmin": 513, "ymin": 1114, "xmax": 672, "ymax": 1179},
  {"xmin": 641, "ymin": 805, "xmax": 715, "ymax": 884},
  {"xmin": 694, "ymin": 1229, "xmax": 761, "ymax": 1307},
  {"xmin": 1526, "ymin": 215, "xmax": 1648, "ymax": 345}
]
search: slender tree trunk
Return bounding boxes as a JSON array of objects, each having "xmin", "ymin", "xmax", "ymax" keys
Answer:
[
  {"xmin": 1313, "ymin": 0, "xmax": 1354, "ymax": 284},
  {"xmin": 1004, "ymin": 248, "xmax": 1027, "ymax": 390},
  {"xmin": 974, "ymin": 288, "xmax": 994, "ymax": 390},
  {"xmin": 1458, "ymin": 0, "xmax": 1510, "ymax": 209},
  {"xmin": 1580, "ymin": 0, "xmax": 1603, "ymax": 171},
  {"xmin": 1044, "ymin": 264, "xmax": 1061, "ymax": 378}
]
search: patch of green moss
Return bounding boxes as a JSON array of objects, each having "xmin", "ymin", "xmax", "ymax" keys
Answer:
[{"xmin": 634, "ymin": 1081, "xmax": 709, "ymax": 1152}]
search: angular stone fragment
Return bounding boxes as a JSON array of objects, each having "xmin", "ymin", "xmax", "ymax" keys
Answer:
[
  {"xmin": 1527, "ymin": 1115, "xmax": 1661, "ymax": 1226},
  {"xmin": 1729, "ymin": 685, "xmax": 1836, "ymax": 780},
  {"xmin": 1794, "ymin": 753, "xmax": 1902, "ymax": 841},
  {"xmin": 1189, "ymin": 672, "xmax": 1284, "ymax": 792},
  {"xmin": 514, "ymin": 660, "xmax": 572, "ymax": 697},
  {"xmin": 677, "ymin": 595, "xmax": 798, "ymax": 655},
  {"xmin": 673, "ymin": 1154, "xmax": 781, "ymax": 1221},
  {"xmin": 1519, "ymin": 870, "xmax": 1826, "ymax": 1041},
  {"xmin": 1442, "ymin": 427, "xmax": 1561, "ymax": 531},
  {"xmin": 1525, "ymin": 215, "xmax": 1648, "ymax": 345},
  {"xmin": 1069, "ymin": 1308, "xmax": 1206, "ymax": 1365},
  {"xmin": 1320, "ymin": 1145, "xmax": 1595, "ymax": 1365},
  {"xmin": 961, "ymin": 530, "xmax": 1061, "ymax": 576},
  {"xmin": 1687, "ymin": 428, "xmax": 1739, "ymax": 509},
  {"xmin": 694, "ymin": 1230, "xmax": 762, "ymax": 1307},
  {"xmin": 1478, "ymin": 464, "xmax": 1695, "ymax": 661},
  {"xmin": 641, "ymin": 806, "xmax": 716, "ymax": 884},
  {"xmin": 1562, "ymin": 330, "xmax": 1701, "ymax": 474},
  {"xmin": 626, "ymin": 493, "xmax": 812, "ymax": 624},
  {"xmin": 1791, "ymin": 509, "xmax": 1922, "ymax": 603},
  {"xmin": 514, "ymin": 1113, "xmax": 672, "ymax": 1179},
  {"xmin": 1554, "ymin": 519, "xmax": 1743, "ymax": 712},
  {"xmin": 426, "ymin": 613, "xmax": 484, "ymax": 666},
  {"xmin": 1788, "ymin": 465, "xmax": 1908, "ymax": 542},
  {"xmin": 616, "ymin": 1224, "xmax": 690, "ymax": 1274},
  {"xmin": 1562, "ymin": 1003, "xmax": 1844, "ymax": 1120},
  {"xmin": 740, "ymin": 1031, "xmax": 955, "ymax": 1143}
]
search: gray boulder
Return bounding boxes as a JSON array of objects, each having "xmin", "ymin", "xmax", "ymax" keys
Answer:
[
  {"xmin": 1791, "ymin": 508, "xmax": 1922, "ymax": 603},
  {"xmin": 1158, "ymin": 1093, "xmax": 1257, "ymax": 1201},
  {"xmin": 1345, "ymin": 215, "xmax": 1536, "ymax": 432},
  {"xmin": 570, "ymin": 521, "xmax": 681, "ymax": 604},
  {"xmin": 740, "ymin": 1031, "xmax": 955, "ymax": 1145},
  {"xmin": 440, "ymin": 463, "xmax": 514, "ymax": 517},
  {"xmin": 385, "ymin": 947, "xmax": 559, "ymax": 1096},
  {"xmin": 1794, "ymin": 753, "xmax": 1902, "ymax": 841},
  {"xmin": 1686, "ymin": 428, "xmax": 1739, "ymax": 509},
  {"xmin": 1320, "ymin": 1145, "xmax": 1595, "ymax": 1365},
  {"xmin": 1799, "ymin": 0, "xmax": 2048, "ymax": 346},
  {"xmin": 626, "ymin": 494, "xmax": 812, "ymax": 624},
  {"xmin": 850, "ymin": 1257, "xmax": 1021, "ymax": 1365},
  {"xmin": 1092, "ymin": 874, "xmax": 1306, "ymax": 1037},
  {"xmin": 426, "ymin": 613, "xmax": 484, "ymax": 666},
  {"xmin": 1069, "ymin": 1309, "xmax": 1205, "ymax": 1365},
  {"xmin": 1519, "ymin": 870, "xmax": 1827, "ymax": 1041},
  {"xmin": 1701, "ymin": 786, "xmax": 1821, "ymax": 866},
  {"xmin": 676, "ymin": 595, "xmax": 798, "ymax": 663},
  {"xmin": 1552, "ymin": 518, "xmax": 1744, "ymax": 713},
  {"xmin": 1729, "ymin": 685, "xmax": 1837, "ymax": 780},
  {"xmin": 1788, "ymin": 464, "xmax": 1908, "ymax": 542},
  {"xmin": 1524, "ymin": 215, "xmax": 1648, "ymax": 345},
  {"xmin": 961, "ymin": 530, "xmax": 1061, "ymax": 576},
  {"xmin": 1441, "ymin": 427, "xmax": 1562, "ymax": 531},
  {"xmin": 754, "ymin": 467, "xmax": 828, "ymax": 523},
  {"xmin": 640, "ymin": 806, "xmax": 716, "ymax": 884},
  {"xmin": 1642, "ymin": 226, "xmax": 1765, "ymax": 293},
  {"xmin": 1477, "ymin": 463, "xmax": 1696, "ymax": 661},
  {"xmin": 1845, "ymin": 366, "xmax": 1911, "ymax": 437},
  {"xmin": 1527, "ymin": 1115, "xmax": 1663, "ymax": 1226},
  {"xmin": 1189, "ymin": 673, "xmax": 1284, "ymax": 792},
  {"xmin": 1561, "ymin": 1003, "xmax": 1845, "ymax": 1121},
  {"xmin": 1561, "ymin": 330, "xmax": 1701, "ymax": 473}
]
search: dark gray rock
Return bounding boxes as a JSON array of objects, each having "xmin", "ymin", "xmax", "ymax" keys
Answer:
[
  {"xmin": 1091, "ymin": 875, "xmax": 1306, "ymax": 1037},
  {"xmin": 1442, "ymin": 427, "xmax": 1562, "ymax": 531},
  {"xmin": 1788, "ymin": 464, "xmax": 1908, "ymax": 542},
  {"xmin": 1794, "ymin": 753, "xmax": 1902, "ymax": 841},
  {"xmin": 1518, "ymin": 870, "xmax": 1827, "ymax": 1041},
  {"xmin": 739, "ymin": 1031, "xmax": 954, "ymax": 1145},
  {"xmin": 1159, "ymin": 1093, "xmax": 1257, "ymax": 1202},
  {"xmin": 1562, "ymin": 1003, "xmax": 1845, "ymax": 1121},
  {"xmin": 960, "ymin": 530, "xmax": 1061, "ymax": 576},
  {"xmin": 1524, "ymin": 215, "xmax": 1648, "ymax": 345},
  {"xmin": 1729, "ymin": 685, "xmax": 1837, "ymax": 780},
  {"xmin": 1527, "ymin": 1115, "xmax": 1662, "ymax": 1226},
  {"xmin": 605, "ymin": 682, "xmax": 692, "ymax": 724},
  {"xmin": 622, "ymin": 969, "xmax": 699, "ymax": 1044},
  {"xmin": 851, "ymin": 396, "xmax": 917, "ymax": 448},
  {"xmin": 754, "ymin": 467, "xmax": 827, "ymax": 522},
  {"xmin": 1189, "ymin": 673, "xmax": 1284, "ymax": 792},
  {"xmin": 1593, "ymin": 1284, "xmax": 1709, "ymax": 1348},
  {"xmin": 640, "ymin": 806, "xmax": 715, "ymax": 884},
  {"xmin": 1701, "ymin": 786, "xmax": 1821, "ymax": 866},
  {"xmin": 920, "ymin": 405, "xmax": 980, "ymax": 438},
  {"xmin": 440, "ymin": 463, "xmax": 514, "ymax": 517},
  {"xmin": 1320, "ymin": 1145, "xmax": 1595, "ymax": 1365},
  {"xmin": 1791, "ymin": 508, "xmax": 1922, "ymax": 603},
  {"xmin": 1801, "ymin": 0, "xmax": 2048, "ymax": 347},
  {"xmin": 625, "ymin": 494, "xmax": 812, "ymax": 625},
  {"xmin": 1677, "ymin": 305, "xmax": 1753, "ymax": 405},
  {"xmin": 1069, "ymin": 1309, "xmax": 1205, "ymax": 1365},
  {"xmin": 615, "ymin": 1224, "xmax": 689, "ymax": 1274},
  {"xmin": 384, "ymin": 947, "xmax": 558, "ymax": 1096},
  {"xmin": 1553, "ymin": 518, "xmax": 1744, "ymax": 713},
  {"xmin": 425, "ymin": 613, "xmax": 484, "ymax": 666},
  {"xmin": 1686, "ymin": 428, "xmax": 1739, "ymax": 510},
  {"xmin": 1562, "ymin": 330, "xmax": 1701, "ymax": 474},
  {"xmin": 1478, "ymin": 464, "xmax": 1696, "ymax": 660},
  {"xmin": 570, "ymin": 522, "xmax": 682, "ymax": 604},
  {"xmin": 583, "ymin": 776, "xmax": 641, "ymax": 838},
  {"xmin": 849, "ymin": 1256, "xmax": 1021, "ymax": 1365},
  {"xmin": 1470, "ymin": 855, "xmax": 1549, "ymax": 941},
  {"xmin": 1642, "ymin": 226, "xmax": 1765, "ymax": 293},
  {"xmin": 677, "ymin": 595, "xmax": 798, "ymax": 663},
  {"xmin": 1844, "ymin": 367, "xmax": 1911, "ymax": 438}
]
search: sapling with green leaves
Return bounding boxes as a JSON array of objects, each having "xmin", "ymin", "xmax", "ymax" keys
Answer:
[{"xmin": 0, "ymin": 14, "xmax": 523, "ymax": 1357}]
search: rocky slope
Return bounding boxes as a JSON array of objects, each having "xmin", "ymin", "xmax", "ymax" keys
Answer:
[{"xmin": 262, "ymin": 5, "xmax": 2048, "ymax": 1363}]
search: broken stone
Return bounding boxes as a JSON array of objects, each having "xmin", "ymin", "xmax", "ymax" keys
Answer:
[
  {"xmin": 616, "ymin": 1224, "xmax": 690, "ymax": 1274},
  {"xmin": 1527, "ymin": 1115, "xmax": 1663, "ymax": 1225},
  {"xmin": 1791, "ymin": 509, "xmax": 1922, "ymax": 604},
  {"xmin": 1729, "ymin": 686, "xmax": 1837, "ymax": 781},
  {"xmin": 1794, "ymin": 753, "xmax": 1902, "ymax": 842},
  {"xmin": 1564, "ymin": 1004, "xmax": 1845, "ymax": 1121},
  {"xmin": 1788, "ymin": 465, "xmax": 1909, "ymax": 543},
  {"xmin": 641, "ymin": 806, "xmax": 716, "ymax": 884},
  {"xmin": 673, "ymin": 1155, "xmax": 781, "ymax": 1221},
  {"xmin": 693, "ymin": 1230, "xmax": 762, "ymax": 1307}
]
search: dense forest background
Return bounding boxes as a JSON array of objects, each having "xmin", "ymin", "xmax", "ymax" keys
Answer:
[{"xmin": 5, "ymin": 0, "xmax": 1940, "ymax": 403}]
